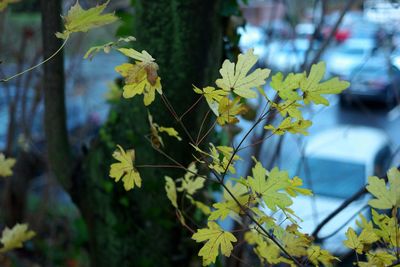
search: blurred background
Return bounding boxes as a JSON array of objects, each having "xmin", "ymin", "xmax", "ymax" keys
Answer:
[{"xmin": 0, "ymin": 0, "xmax": 399, "ymax": 266}]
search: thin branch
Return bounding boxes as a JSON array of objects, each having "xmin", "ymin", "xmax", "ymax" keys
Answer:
[{"xmin": 1, "ymin": 38, "xmax": 69, "ymax": 83}]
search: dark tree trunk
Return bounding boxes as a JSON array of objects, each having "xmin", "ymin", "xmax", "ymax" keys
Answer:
[
  {"xmin": 78, "ymin": 1, "xmax": 224, "ymax": 267},
  {"xmin": 40, "ymin": 0, "xmax": 72, "ymax": 191},
  {"xmin": 39, "ymin": 0, "xmax": 223, "ymax": 266}
]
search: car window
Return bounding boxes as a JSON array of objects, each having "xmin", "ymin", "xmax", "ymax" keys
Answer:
[{"xmin": 298, "ymin": 157, "xmax": 365, "ymax": 199}]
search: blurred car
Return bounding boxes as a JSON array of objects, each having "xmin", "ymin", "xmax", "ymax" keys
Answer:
[
  {"xmin": 264, "ymin": 38, "xmax": 319, "ymax": 72},
  {"xmin": 326, "ymin": 38, "xmax": 375, "ymax": 77},
  {"xmin": 291, "ymin": 126, "xmax": 391, "ymax": 254},
  {"xmin": 339, "ymin": 58, "xmax": 400, "ymax": 106}
]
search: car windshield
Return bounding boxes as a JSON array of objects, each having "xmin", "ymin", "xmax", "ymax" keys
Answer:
[{"xmin": 297, "ymin": 157, "xmax": 365, "ymax": 199}]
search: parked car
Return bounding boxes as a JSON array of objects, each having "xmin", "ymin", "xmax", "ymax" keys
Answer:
[
  {"xmin": 326, "ymin": 38, "xmax": 375, "ymax": 77},
  {"xmin": 291, "ymin": 126, "xmax": 392, "ymax": 254},
  {"xmin": 339, "ymin": 58, "xmax": 400, "ymax": 106}
]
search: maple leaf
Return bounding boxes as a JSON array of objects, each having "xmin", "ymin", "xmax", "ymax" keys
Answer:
[
  {"xmin": 115, "ymin": 49, "xmax": 162, "ymax": 106},
  {"xmin": 216, "ymin": 49, "xmax": 270, "ymax": 98},
  {"xmin": 366, "ymin": 167, "xmax": 399, "ymax": 209},
  {"xmin": 265, "ymin": 117, "xmax": 312, "ymax": 135},
  {"xmin": 300, "ymin": 62, "xmax": 350, "ymax": 106},
  {"xmin": 247, "ymin": 162, "xmax": 292, "ymax": 211},
  {"xmin": 165, "ymin": 176, "xmax": 178, "ymax": 208},
  {"xmin": 109, "ymin": 145, "xmax": 141, "ymax": 191},
  {"xmin": 270, "ymin": 72, "xmax": 304, "ymax": 101},
  {"xmin": 56, "ymin": 1, "xmax": 118, "ymax": 39},
  {"xmin": 209, "ymin": 181, "xmax": 249, "ymax": 221},
  {"xmin": 193, "ymin": 86, "xmax": 228, "ymax": 116},
  {"xmin": 286, "ymin": 176, "xmax": 312, "ymax": 197},
  {"xmin": 186, "ymin": 195, "xmax": 211, "ymax": 215},
  {"xmin": 271, "ymin": 100, "xmax": 303, "ymax": 120},
  {"xmin": 217, "ymin": 97, "xmax": 247, "ymax": 125},
  {"xmin": 148, "ymin": 113, "xmax": 181, "ymax": 148},
  {"xmin": 343, "ymin": 227, "xmax": 379, "ymax": 254},
  {"xmin": 0, "ymin": 153, "xmax": 16, "ymax": 177},
  {"xmin": 371, "ymin": 210, "xmax": 400, "ymax": 247},
  {"xmin": 307, "ymin": 245, "xmax": 338, "ymax": 266},
  {"xmin": 0, "ymin": 223, "xmax": 35, "ymax": 253},
  {"xmin": 359, "ymin": 250, "xmax": 397, "ymax": 267},
  {"xmin": 192, "ymin": 222, "xmax": 237, "ymax": 266},
  {"xmin": 177, "ymin": 163, "xmax": 204, "ymax": 195}
]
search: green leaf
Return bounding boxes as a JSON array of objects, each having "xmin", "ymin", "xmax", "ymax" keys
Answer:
[
  {"xmin": 300, "ymin": 62, "xmax": 349, "ymax": 106},
  {"xmin": 192, "ymin": 222, "xmax": 237, "ymax": 266},
  {"xmin": 216, "ymin": 49, "xmax": 270, "ymax": 98},
  {"xmin": 56, "ymin": 0, "xmax": 118, "ymax": 39},
  {"xmin": 367, "ymin": 168, "xmax": 400, "ymax": 209}
]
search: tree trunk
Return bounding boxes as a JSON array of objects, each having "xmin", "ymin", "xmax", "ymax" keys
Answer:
[{"xmin": 78, "ymin": 1, "xmax": 224, "ymax": 266}]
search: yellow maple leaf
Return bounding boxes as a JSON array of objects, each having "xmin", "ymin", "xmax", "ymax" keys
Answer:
[
  {"xmin": 300, "ymin": 61, "xmax": 350, "ymax": 106},
  {"xmin": 265, "ymin": 117, "xmax": 312, "ymax": 135},
  {"xmin": 216, "ymin": 49, "xmax": 270, "ymax": 98},
  {"xmin": 0, "ymin": 153, "xmax": 16, "ymax": 177},
  {"xmin": 193, "ymin": 86, "xmax": 228, "ymax": 116},
  {"xmin": 56, "ymin": 1, "xmax": 118, "ymax": 39},
  {"xmin": 148, "ymin": 112, "xmax": 181, "ymax": 148},
  {"xmin": 217, "ymin": 97, "xmax": 247, "ymax": 125},
  {"xmin": 367, "ymin": 167, "xmax": 399, "ymax": 209},
  {"xmin": 0, "ymin": 223, "xmax": 35, "ymax": 253},
  {"xmin": 177, "ymin": 163, "xmax": 204, "ymax": 195},
  {"xmin": 307, "ymin": 245, "xmax": 338, "ymax": 266},
  {"xmin": 109, "ymin": 145, "xmax": 141, "ymax": 191},
  {"xmin": 343, "ymin": 227, "xmax": 379, "ymax": 254},
  {"xmin": 192, "ymin": 222, "xmax": 237, "ymax": 266}
]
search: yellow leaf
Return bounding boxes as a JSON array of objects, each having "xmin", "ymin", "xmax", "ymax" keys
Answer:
[
  {"xmin": 118, "ymin": 48, "xmax": 154, "ymax": 63},
  {"xmin": 192, "ymin": 222, "xmax": 237, "ymax": 266},
  {"xmin": 217, "ymin": 97, "xmax": 247, "ymax": 125},
  {"xmin": 193, "ymin": 86, "xmax": 228, "ymax": 116},
  {"xmin": 343, "ymin": 227, "xmax": 378, "ymax": 254},
  {"xmin": 109, "ymin": 145, "xmax": 141, "ymax": 191},
  {"xmin": 209, "ymin": 181, "xmax": 249, "ymax": 221},
  {"xmin": 0, "ymin": 153, "xmax": 16, "ymax": 177},
  {"xmin": 307, "ymin": 245, "xmax": 338, "ymax": 266},
  {"xmin": 367, "ymin": 168, "xmax": 399, "ymax": 209},
  {"xmin": 115, "ymin": 50, "xmax": 162, "ymax": 106},
  {"xmin": 271, "ymin": 100, "xmax": 303, "ymax": 120},
  {"xmin": 216, "ymin": 49, "xmax": 270, "ymax": 98},
  {"xmin": 0, "ymin": 223, "xmax": 35, "ymax": 253},
  {"xmin": 361, "ymin": 250, "xmax": 397, "ymax": 267},
  {"xmin": 177, "ymin": 163, "xmax": 204, "ymax": 195},
  {"xmin": 265, "ymin": 117, "xmax": 312, "ymax": 135},
  {"xmin": 158, "ymin": 127, "xmax": 182, "ymax": 141},
  {"xmin": 271, "ymin": 72, "xmax": 304, "ymax": 101},
  {"xmin": 186, "ymin": 195, "xmax": 211, "ymax": 215},
  {"xmin": 0, "ymin": 0, "xmax": 20, "ymax": 12},
  {"xmin": 84, "ymin": 36, "xmax": 136, "ymax": 60},
  {"xmin": 300, "ymin": 62, "xmax": 349, "ymax": 106},
  {"xmin": 247, "ymin": 163, "xmax": 292, "ymax": 211},
  {"xmin": 286, "ymin": 176, "xmax": 312, "ymax": 197},
  {"xmin": 165, "ymin": 176, "xmax": 178, "ymax": 208},
  {"xmin": 56, "ymin": 0, "xmax": 118, "ymax": 39}
]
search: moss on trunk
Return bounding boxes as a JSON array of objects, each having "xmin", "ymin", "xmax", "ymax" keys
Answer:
[{"xmin": 78, "ymin": 1, "xmax": 223, "ymax": 266}]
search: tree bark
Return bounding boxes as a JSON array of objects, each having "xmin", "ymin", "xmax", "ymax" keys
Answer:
[
  {"xmin": 40, "ymin": 0, "xmax": 72, "ymax": 191},
  {"xmin": 78, "ymin": 1, "xmax": 224, "ymax": 266}
]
